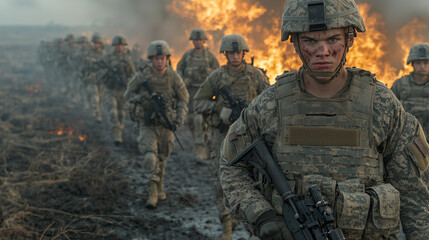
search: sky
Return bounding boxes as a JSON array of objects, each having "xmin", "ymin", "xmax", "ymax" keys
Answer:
[{"xmin": 0, "ymin": 0, "xmax": 428, "ymax": 27}]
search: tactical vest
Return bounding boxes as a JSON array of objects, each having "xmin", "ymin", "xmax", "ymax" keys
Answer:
[
  {"xmin": 395, "ymin": 74, "xmax": 429, "ymax": 138},
  {"xmin": 215, "ymin": 64, "xmax": 258, "ymax": 105},
  {"xmin": 273, "ymin": 68, "xmax": 383, "ymax": 185},
  {"xmin": 139, "ymin": 66, "xmax": 177, "ymax": 123},
  {"xmin": 184, "ymin": 49, "xmax": 213, "ymax": 87}
]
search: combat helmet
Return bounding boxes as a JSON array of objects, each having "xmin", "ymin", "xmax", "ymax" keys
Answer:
[
  {"xmin": 219, "ymin": 34, "xmax": 249, "ymax": 53},
  {"xmin": 281, "ymin": 0, "xmax": 366, "ymax": 81},
  {"xmin": 76, "ymin": 36, "xmax": 89, "ymax": 44},
  {"xmin": 189, "ymin": 28, "xmax": 208, "ymax": 40},
  {"xmin": 407, "ymin": 43, "xmax": 429, "ymax": 64},
  {"xmin": 146, "ymin": 40, "xmax": 172, "ymax": 58},
  {"xmin": 91, "ymin": 34, "xmax": 104, "ymax": 45},
  {"xmin": 65, "ymin": 34, "xmax": 75, "ymax": 42},
  {"xmin": 281, "ymin": 0, "xmax": 366, "ymax": 41},
  {"xmin": 112, "ymin": 35, "xmax": 128, "ymax": 46}
]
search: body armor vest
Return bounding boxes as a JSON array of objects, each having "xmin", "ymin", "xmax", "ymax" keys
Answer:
[
  {"xmin": 139, "ymin": 66, "xmax": 177, "ymax": 122},
  {"xmin": 395, "ymin": 74, "xmax": 429, "ymax": 138},
  {"xmin": 215, "ymin": 64, "xmax": 258, "ymax": 106},
  {"xmin": 184, "ymin": 49, "xmax": 213, "ymax": 87},
  {"xmin": 273, "ymin": 68, "xmax": 383, "ymax": 186}
]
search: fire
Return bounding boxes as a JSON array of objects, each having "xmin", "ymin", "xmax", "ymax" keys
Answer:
[
  {"xmin": 49, "ymin": 125, "xmax": 87, "ymax": 142},
  {"xmin": 17, "ymin": 79, "xmax": 45, "ymax": 96},
  {"xmin": 167, "ymin": 1, "xmax": 428, "ymax": 87}
]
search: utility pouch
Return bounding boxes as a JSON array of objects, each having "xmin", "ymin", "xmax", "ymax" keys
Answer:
[
  {"xmin": 363, "ymin": 183, "xmax": 400, "ymax": 239},
  {"xmin": 335, "ymin": 179, "xmax": 370, "ymax": 240}
]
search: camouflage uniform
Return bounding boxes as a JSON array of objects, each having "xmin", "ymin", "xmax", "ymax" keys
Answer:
[
  {"xmin": 194, "ymin": 34, "xmax": 269, "ymax": 240},
  {"xmin": 124, "ymin": 40, "xmax": 189, "ymax": 208},
  {"xmin": 72, "ymin": 36, "xmax": 90, "ymax": 106},
  {"xmin": 391, "ymin": 43, "xmax": 429, "ymax": 140},
  {"xmin": 100, "ymin": 35, "xmax": 136, "ymax": 144},
  {"xmin": 59, "ymin": 34, "xmax": 78, "ymax": 100},
  {"xmin": 81, "ymin": 35, "xmax": 106, "ymax": 122},
  {"xmin": 177, "ymin": 29, "xmax": 220, "ymax": 160},
  {"xmin": 220, "ymin": 1, "xmax": 429, "ymax": 240}
]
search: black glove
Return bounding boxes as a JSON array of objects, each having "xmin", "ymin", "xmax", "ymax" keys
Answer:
[{"xmin": 255, "ymin": 210, "xmax": 293, "ymax": 240}]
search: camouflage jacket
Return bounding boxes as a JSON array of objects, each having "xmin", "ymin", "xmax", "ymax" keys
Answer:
[
  {"xmin": 124, "ymin": 65, "xmax": 189, "ymax": 126},
  {"xmin": 80, "ymin": 47, "xmax": 106, "ymax": 84},
  {"xmin": 220, "ymin": 68, "xmax": 429, "ymax": 239},
  {"xmin": 193, "ymin": 63, "xmax": 269, "ymax": 128},
  {"xmin": 99, "ymin": 50, "xmax": 136, "ymax": 91},
  {"xmin": 391, "ymin": 73, "xmax": 429, "ymax": 140},
  {"xmin": 176, "ymin": 47, "xmax": 220, "ymax": 88}
]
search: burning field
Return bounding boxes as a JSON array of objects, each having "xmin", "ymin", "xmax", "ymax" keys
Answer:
[{"xmin": 0, "ymin": 29, "xmax": 248, "ymax": 239}]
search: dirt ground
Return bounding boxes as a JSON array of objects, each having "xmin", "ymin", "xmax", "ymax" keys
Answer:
[{"xmin": 0, "ymin": 27, "xmax": 248, "ymax": 240}]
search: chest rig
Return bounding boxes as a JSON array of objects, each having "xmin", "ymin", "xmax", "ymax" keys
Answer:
[
  {"xmin": 185, "ymin": 49, "xmax": 213, "ymax": 87},
  {"xmin": 215, "ymin": 64, "xmax": 258, "ymax": 105},
  {"xmin": 396, "ymin": 75, "xmax": 429, "ymax": 137},
  {"xmin": 273, "ymin": 68, "xmax": 383, "ymax": 185}
]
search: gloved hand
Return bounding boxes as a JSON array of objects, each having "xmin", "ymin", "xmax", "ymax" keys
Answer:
[
  {"xmin": 220, "ymin": 107, "xmax": 233, "ymax": 125},
  {"xmin": 255, "ymin": 210, "xmax": 293, "ymax": 240}
]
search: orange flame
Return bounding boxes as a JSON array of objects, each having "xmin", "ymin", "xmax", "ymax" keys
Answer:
[
  {"xmin": 49, "ymin": 125, "xmax": 87, "ymax": 142},
  {"xmin": 167, "ymin": 1, "xmax": 429, "ymax": 87}
]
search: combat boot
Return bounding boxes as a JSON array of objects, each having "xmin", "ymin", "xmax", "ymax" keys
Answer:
[
  {"xmin": 113, "ymin": 127, "xmax": 122, "ymax": 146},
  {"xmin": 145, "ymin": 182, "xmax": 158, "ymax": 209},
  {"xmin": 157, "ymin": 179, "xmax": 166, "ymax": 200},
  {"xmin": 195, "ymin": 144, "xmax": 208, "ymax": 161},
  {"xmin": 221, "ymin": 215, "xmax": 233, "ymax": 240}
]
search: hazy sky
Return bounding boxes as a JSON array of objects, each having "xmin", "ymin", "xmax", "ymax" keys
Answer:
[{"xmin": 0, "ymin": 0, "xmax": 428, "ymax": 27}]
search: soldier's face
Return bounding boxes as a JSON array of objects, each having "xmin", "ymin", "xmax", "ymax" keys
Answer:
[
  {"xmin": 226, "ymin": 51, "xmax": 244, "ymax": 67},
  {"xmin": 412, "ymin": 60, "xmax": 429, "ymax": 75},
  {"xmin": 193, "ymin": 40, "xmax": 205, "ymax": 49},
  {"xmin": 295, "ymin": 28, "xmax": 352, "ymax": 75},
  {"xmin": 115, "ymin": 44, "xmax": 124, "ymax": 53},
  {"xmin": 152, "ymin": 55, "xmax": 168, "ymax": 71},
  {"xmin": 94, "ymin": 43, "xmax": 102, "ymax": 50}
]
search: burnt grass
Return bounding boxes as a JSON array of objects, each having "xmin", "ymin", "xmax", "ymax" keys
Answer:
[{"xmin": 0, "ymin": 30, "xmax": 247, "ymax": 239}]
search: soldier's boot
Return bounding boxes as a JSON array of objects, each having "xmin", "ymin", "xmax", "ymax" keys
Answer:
[
  {"xmin": 145, "ymin": 182, "xmax": 158, "ymax": 209},
  {"xmin": 195, "ymin": 144, "xmax": 208, "ymax": 161},
  {"xmin": 113, "ymin": 128, "xmax": 122, "ymax": 146},
  {"xmin": 220, "ymin": 215, "xmax": 233, "ymax": 240},
  {"xmin": 158, "ymin": 160, "xmax": 166, "ymax": 200}
]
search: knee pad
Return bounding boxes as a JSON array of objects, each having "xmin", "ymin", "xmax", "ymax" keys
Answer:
[{"xmin": 143, "ymin": 152, "xmax": 158, "ymax": 172}]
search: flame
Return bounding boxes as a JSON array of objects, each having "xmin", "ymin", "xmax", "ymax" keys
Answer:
[
  {"xmin": 17, "ymin": 79, "xmax": 44, "ymax": 96},
  {"xmin": 167, "ymin": 1, "xmax": 428, "ymax": 87},
  {"xmin": 49, "ymin": 125, "xmax": 87, "ymax": 142}
]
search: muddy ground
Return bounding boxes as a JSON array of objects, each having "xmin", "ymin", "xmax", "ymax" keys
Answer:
[{"xmin": 0, "ymin": 27, "xmax": 248, "ymax": 240}]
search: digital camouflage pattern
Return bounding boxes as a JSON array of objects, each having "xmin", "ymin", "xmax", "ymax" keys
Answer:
[
  {"xmin": 189, "ymin": 28, "xmax": 208, "ymax": 40},
  {"xmin": 146, "ymin": 40, "xmax": 172, "ymax": 58},
  {"xmin": 281, "ymin": 0, "xmax": 366, "ymax": 41},
  {"xmin": 407, "ymin": 43, "xmax": 429, "ymax": 64},
  {"xmin": 100, "ymin": 49, "xmax": 136, "ymax": 143},
  {"xmin": 220, "ymin": 68, "xmax": 429, "ymax": 240},
  {"xmin": 194, "ymin": 62, "xmax": 269, "ymax": 236},
  {"xmin": 391, "ymin": 74, "xmax": 429, "ymax": 140},
  {"xmin": 177, "ymin": 46, "xmax": 219, "ymax": 159},
  {"xmin": 219, "ymin": 34, "xmax": 250, "ymax": 53},
  {"xmin": 124, "ymin": 64, "xmax": 188, "ymax": 201}
]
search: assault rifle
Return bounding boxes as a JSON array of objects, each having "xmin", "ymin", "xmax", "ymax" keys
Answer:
[
  {"xmin": 141, "ymin": 79, "xmax": 184, "ymax": 150},
  {"xmin": 228, "ymin": 138, "xmax": 345, "ymax": 240},
  {"xmin": 216, "ymin": 85, "xmax": 247, "ymax": 133},
  {"xmin": 97, "ymin": 60, "xmax": 127, "ymax": 90}
]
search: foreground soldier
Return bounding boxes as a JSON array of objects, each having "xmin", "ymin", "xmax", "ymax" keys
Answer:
[
  {"xmin": 81, "ymin": 34, "xmax": 106, "ymax": 122},
  {"xmin": 194, "ymin": 34, "xmax": 269, "ymax": 240},
  {"xmin": 124, "ymin": 40, "xmax": 189, "ymax": 209},
  {"xmin": 177, "ymin": 28, "xmax": 220, "ymax": 161},
  {"xmin": 219, "ymin": 0, "xmax": 429, "ymax": 239},
  {"xmin": 391, "ymin": 43, "xmax": 429, "ymax": 140},
  {"xmin": 100, "ymin": 35, "xmax": 136, "ymax": 145}
]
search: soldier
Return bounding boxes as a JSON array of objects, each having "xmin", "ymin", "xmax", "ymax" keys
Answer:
[
  {"xmin": 60, "ymin": 34, "xmax": 78, "ymax": 99},
  {"xmin": 131, "ymin": 43, "xmax": 144, "ymax": 67},
  {"xmin": 391, "ymin": 43, "xmax": 429, "ymax": 140},
  {"xmin": 81, "ymin": 34, "xmax": 106, "ymax": 123},
  {"xmin": 219, "ymin": 0, "xmax": 429, "ymax": 239},
  {"xmin": 193, "ymin": 34, "xmax": 269, "ymax": 240},
  {"xmin": 72, "ymin": 36, "xmax": 90, "ymax": 106},
  {"xmin": 177, "ymin": 28, "xmax": 220, "ymax": 161},
  {"xmin": 124, "ymin": 40, "xmax": 189, "ymax": 209},
  {"xmin": 100, "ymin": 35, "xmax": 136, "ymax": 145}
]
